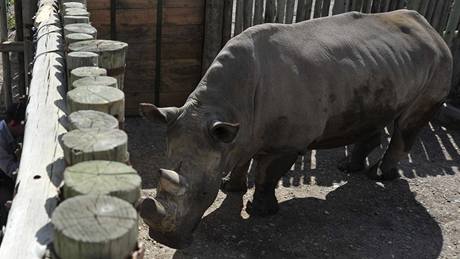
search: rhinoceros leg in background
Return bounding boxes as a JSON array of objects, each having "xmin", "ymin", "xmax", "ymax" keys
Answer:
[
  {"xmin": 338, "ymin": 131, "xmax": 383, "ymax": 174},
  {"xmin": 367, "ymin": 97, "xmax": 444, "ymax": 181},
  {"xmin": 246, "ymin": 153, "xmax": 298, "ymax": 216},
  {"xmin": 221, "ymin": 160, "xmax": 251, "ymax": 193}
]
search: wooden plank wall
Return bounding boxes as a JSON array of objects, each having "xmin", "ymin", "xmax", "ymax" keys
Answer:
[
  {"xmin": 206, "ymin": 0, "xmax": 457, "ymax": 51},
  {"xmin": 86, "ymin": 0, "xmax": 460, "ymax": 112},
  {"xmin": 87, "ymin": 0, "xmax": 205, "ymax": 115},
  {"xmin": 203, "ymin": 0, "xmax": 460, "ymax": 89}
]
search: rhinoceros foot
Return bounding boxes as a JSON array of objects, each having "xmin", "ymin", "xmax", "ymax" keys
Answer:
[
  {"xmin": 366, "ymin": 161, "xmax": 401, "ymax": 181},
  {"xmin": 221, "ymin": 176, "xmax": 248, "ymax": 193},
  {"xmin": 245, "ymin": 195, "xmax": 279, "ymax": 217},
  {"xmin": 337, "ymin": 157, "xmax": 366, "ymax": 174}
]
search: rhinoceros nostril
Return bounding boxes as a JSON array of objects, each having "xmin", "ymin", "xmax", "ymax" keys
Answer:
[{"xmin": 140, "ymin": 197, "xmax": 166, "ymax": 225}]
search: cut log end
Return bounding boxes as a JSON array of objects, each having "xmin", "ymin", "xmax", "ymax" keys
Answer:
[
  {"xmin": 64, "ymin": 23, "xmax": 97, "ymax": 38},
  {"xmin": 72, "ymin": 75, "xmax": 118, "ymax": 89},
  {"xmin": 63, "ymin": 160, "xmax": 141, "ymax": 204},
  {"xmin": 52, "ymin": 195, "xmax": 138, "ymax": 259},
  {"xmin": 67, "ymin": 84, "xmax": 125, "ymax": 122},
  {"xmin": 62, "ymin": 128, "xmax": 129, "ymax": 165},
  {"xmin": 68, "ymin": 110, "xmax": 119, "ymax": 130},
  {"xmin": 68, "ymin": 40, "xmax": 128, "ymax": 89},
  {"xmin": 70, "ymin": 66, "xmax": 107, "ymax": 86},
  {"xmin": 62, "ymin": 2, "xmax": 85, "ymax": 9}
]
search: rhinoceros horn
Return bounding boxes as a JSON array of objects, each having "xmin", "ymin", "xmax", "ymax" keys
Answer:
[
  {"xmin": 159, "ymin": 169, "xmax": 188, "ymax": 196},
  {"xmin": 139, "ymin": 103, "xmax": 180, "ymax": 124}
]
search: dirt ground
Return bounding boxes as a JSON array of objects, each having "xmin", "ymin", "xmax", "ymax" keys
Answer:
[{"xmin": 126, "ymin": 117, "xmax": 459, "ymax": 259}]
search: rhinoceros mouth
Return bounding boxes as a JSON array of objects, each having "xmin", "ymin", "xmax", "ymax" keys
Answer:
[
  {"xmin": 140, "ymin": 168, "xmax": 195, "ymax": 247},
  {"xmin": 141, "ymin": 197, "xmax": 196, "ymax": 249}
]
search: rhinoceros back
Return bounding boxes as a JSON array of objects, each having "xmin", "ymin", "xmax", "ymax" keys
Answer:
[{"xmin": 192, "ymin": 10, "xmax": 451, "ymax": 153}]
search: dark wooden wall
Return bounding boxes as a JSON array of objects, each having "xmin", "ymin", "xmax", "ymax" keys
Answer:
[{"xmin": 87, "ymin": 0, "xmax": 205, "ymax": 115}]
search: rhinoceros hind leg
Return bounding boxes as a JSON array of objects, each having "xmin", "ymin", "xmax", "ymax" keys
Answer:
[
  {"xmin": 221, "ymin": 160, "xmax": 251, "ymax": 193},
  {"xmin": 246, "ymin": 153, "xmax": 298, "ymax": 216},
  {"xmin": 366, "ymin": 101, "xmax": 443, "ymax": 181},
  {"xmin": 337, "ymin": 131, "xmax": 382, "ymax": 174}
]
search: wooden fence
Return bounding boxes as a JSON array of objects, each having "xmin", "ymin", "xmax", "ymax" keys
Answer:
[
  {"xmin": 0, "ymin": 0, "xmax": 65, "ymax": 257},
  {"xmin": 0, "ymin": 0, "xmax": 35, "ymax": 110},
  {"xmin": 0, "ymin": 0, "xmax": 142, "ymax": 257},
  {"xmin": 203, "ymin": 0, "xmax": 460, "ymax": 93},
  {"xmin": 87, "ymin": 0, "xmax": 205, "ymax": 115}
]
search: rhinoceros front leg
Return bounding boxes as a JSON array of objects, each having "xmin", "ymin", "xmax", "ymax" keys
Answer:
[
  {"xmin": 337, "ymin": 131, "xmax": 382, "ymax": 174},
  {"xmin": 246, "ymin": 153, "xmax": 298, "ymax": 216},
  {"xmin": 221, "ymin": 160, "xmax": 251, "ymax": 193}
]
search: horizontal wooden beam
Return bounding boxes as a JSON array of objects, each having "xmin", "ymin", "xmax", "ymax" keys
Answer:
[
  {"xmin": 0, "ymin": 41, "xmax": 24, "ymax": 52},
  {"xmin": 0, "ymin": 0, "xmax": 66, "ymax": 258}
]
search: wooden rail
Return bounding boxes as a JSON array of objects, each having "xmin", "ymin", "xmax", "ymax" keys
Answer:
[{"xmin": 0, "ymin": 0, "xmax": 66, "ymax": 258}]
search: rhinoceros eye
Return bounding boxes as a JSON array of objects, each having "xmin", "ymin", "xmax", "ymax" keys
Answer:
[{"xmin": 209, "ymin": 121, "xmax": 240, "ymax": 143}]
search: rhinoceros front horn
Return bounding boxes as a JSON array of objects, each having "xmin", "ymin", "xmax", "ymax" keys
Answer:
[
  {"xmin": 140, "ymin": 197, "xmax": 167, "ymax": 226},
  {"xmin": 159, "ymin": 169, "xmax": 188, "ymax": 196}
]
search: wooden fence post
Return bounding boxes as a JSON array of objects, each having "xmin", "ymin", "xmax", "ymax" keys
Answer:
[
  {"xmin": 64, "ymin": 23, "xmax": 97, "ymax": 38},
  {"xmin": 66, "ymin": 51, "xmax": 98, "ymax": 82},
  {"xmin": 222, "ymin": 0, "xmax": 233, "ymax": 44},
  {"xmin": 276, "ymin": 0, "xmax": 286, "ymax": 23},
  {"xmin": 67, "ymin": 84, "xmax": 125, "ymax": 125},
  {"xmin": 72, "ymin": 75, "xmax": 118, "ymax": 89},
  {"xmin": 445, "ymin": 0, "xmax": 460, "ymax": 48},
  {"xmin": 202, "ymin": 0, "xmax": 224, "ymax": 73},
  {"xmin": 244, "ymin": 0, "xmax": 255, "ymax": 28},
  {"xmin": 69, "ymin": 66, "xmax": 107, "ymax": 86},
  {"xmin": 21, "ymin": 0, "xmax": 37, "ymax": 96},
  {"xmin": 62, "ymin": 128, "xmax": 128, "ymax": 165},
  {"xmin": 333, "ymin": 0, "xmax": 346, "ymax": 14},
  {"xmin": 285, "ymin": 0, "xmax": 295, "ymax": 23},
  {"xmin": 254, "ymin": 0, "xmax": 264, "ymax": 24},
  {"xmin": 63, "ymin": 161, "xmax": 141, "ymax": 204},
  {"xmin": 68, "ymin": 40, "xmax": 128, "ymax": 90},
  {"xmin": 63, "ymin": 8, "xmax": 90, "ymax": 17},
  {"xmin": 65, "ymin": 32, "xmax": 94, "ymax": 51},
  {"xmin": 0, "ymin": 0, "xmax": 12, "ymax": 107},
  {"xmin": 68, "ymin": 110, "xmax": 119, "ymax": 131},
  {"xmin": 265, "ymin": 0, "xmax": 277, "ymax": 22},
  {"xmin": 14, "ymin": 0, "xmax": 26, "ymax": 96},
  {"xmin": 314, "ymin": 0, "xmax": 324, "ymax": 18},
  {"xmin": 235, "ymin": 0, "xmax": 244, "ymax": 35},
  {"xmin": 52, "ymin": 195, "xmax": 138, "ymax": 259}
]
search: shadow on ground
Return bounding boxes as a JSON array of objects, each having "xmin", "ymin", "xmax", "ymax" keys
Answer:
[{"xmin": 174, "ymin": 178, "xmax": 442, "ymax": 258}]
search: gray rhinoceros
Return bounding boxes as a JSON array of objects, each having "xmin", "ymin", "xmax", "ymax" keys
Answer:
[{"xmin": 139, "ymin": 10, "xmax": 452, "ymax": 248}]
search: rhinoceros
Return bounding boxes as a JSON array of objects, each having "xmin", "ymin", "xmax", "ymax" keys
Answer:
[{"xmin": 139, "ymin": 10, "xmax": 452, "ymax": 248}]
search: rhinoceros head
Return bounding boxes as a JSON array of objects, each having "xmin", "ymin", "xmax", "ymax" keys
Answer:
[{"xmin": 138, "ymin": 102, "xmax": 240, "ymax": 248}]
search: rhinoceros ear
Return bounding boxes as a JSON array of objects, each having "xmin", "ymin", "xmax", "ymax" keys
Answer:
[
  {"xmin": 210, "ymin": 121, "xmax": 240, "ymax": 143},
  {"xmin": 139, "ymin": 103, "xmax": 180, "ymax": 124}
]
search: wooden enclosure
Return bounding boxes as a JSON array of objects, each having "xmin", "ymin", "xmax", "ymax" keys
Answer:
[
  {"xmin": 87, "ymin": 0, "xmax": 205, "ymax": 115},
  {"xmin": 203, "ymin": 0, "xmax": 460, "ymax": 86},
  {"xmin": 1, "ymin": 0, "xmax": 460, "ymax": 257},
  {"xmin": 85, "ymin": 0, "xmax": 460, "ymax": 116},
  {"xmin": 0, "ymin": 1, "xmax": 66, "ymax": 257}
]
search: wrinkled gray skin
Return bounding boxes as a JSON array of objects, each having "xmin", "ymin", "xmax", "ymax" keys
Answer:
[{"xmin": 139, "ymin": 10, "xmax": 452, "ymax": 248}]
